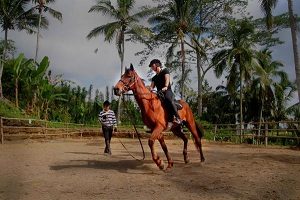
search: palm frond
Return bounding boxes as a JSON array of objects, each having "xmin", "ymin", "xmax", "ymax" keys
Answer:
[
  {"xmin": 46, "ymin": 6, "xmax": 62, "ymax": 21},
  {"xmin": 259, "ymin": 0, "xmax": 278, "ymax": 29},
  {"xmin": 89, "ymin": 0, "xmax": 118, "ymax": 19},
  {"xmin": 87, "ymin": 21, "xmax": 121, "ymax": 42}
]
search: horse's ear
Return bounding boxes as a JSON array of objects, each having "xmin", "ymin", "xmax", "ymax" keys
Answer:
[{"xmin": 130, "ymin": 63, "xmax": 134, "ymax": 71}]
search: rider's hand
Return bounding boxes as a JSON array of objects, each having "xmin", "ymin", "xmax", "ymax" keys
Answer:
[{"xmin": 162, "ymin": 86, "xmax": 168, "ymax": 91}]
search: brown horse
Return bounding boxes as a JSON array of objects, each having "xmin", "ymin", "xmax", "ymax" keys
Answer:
[{"xmin": 114, "ymin": 64, "xmax": 205, "ymax": 170}]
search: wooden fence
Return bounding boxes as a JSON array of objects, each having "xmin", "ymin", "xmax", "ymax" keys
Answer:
[
  {"xmin": 1, "ymin": 117, "xmax": 299, "ymax": 146},
  {"xmin": 0, "ymin": 117, "xmax": 101, "ymax": 144},
  {"xmin": 210, "ymin": 121, "xmax": 300, "ymax": 146},
  {"xmin": 0, "ymin": 117, "xmax": 150, "ymax": 144}
]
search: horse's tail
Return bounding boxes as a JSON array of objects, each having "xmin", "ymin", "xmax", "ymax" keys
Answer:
[{"xmin": 195, "ymin": 122, "xmax": 205, "ymax": 139}]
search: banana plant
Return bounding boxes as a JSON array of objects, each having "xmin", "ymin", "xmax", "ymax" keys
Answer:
[
  {"xmin": 10, "ymin": 53, "xmax": 34, "ymax": 108},
  {"xmin": 38, "ymin": 79, "xmax": 66, "ymax": 120},
  {"xmin": 23, "ymin": 56, "xmax": 50, "ymax": 117}
]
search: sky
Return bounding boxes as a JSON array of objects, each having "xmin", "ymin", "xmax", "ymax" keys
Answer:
[{"xmin": 4, "ymin": 0, "xmax": 300, "ymax": 103}]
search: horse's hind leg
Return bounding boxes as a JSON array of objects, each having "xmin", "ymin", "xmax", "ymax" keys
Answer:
[
  {"xmin": 172, "ymin": 126, "xmax": 190, "ymax": 164},
  {"xmin": 158, "ymin": 136, "xmax": 174, "ymax": 169},
  {"xmin": 185, "ymin": 122, "xmax": 205, "ymax": 162}
]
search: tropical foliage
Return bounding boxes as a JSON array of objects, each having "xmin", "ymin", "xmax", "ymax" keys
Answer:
[
  {"xmin": 0, "ymin": 0, "xmax": 298, "ymax": 129},
  {"xmin": 0, "ymin": 0, "xmax": 46, "ymax": 98}
]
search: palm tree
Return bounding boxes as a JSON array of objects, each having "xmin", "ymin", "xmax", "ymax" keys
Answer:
[
  {"xmin": 149, "ymin": 0, "xmax": 193, "ymax": 99},
  {"xmin": 185, "ymin": 0, "xmax": 247, "ymax": 116},
  {"xmin": 212, "ymin": 19, "xmax": 259, "ymax": 139},
  {"xmin": 87, "ymin": 0, "xmax": 153, "ymax": 76},
  {"xmin": 87, "ymin": 0, "xmax": 153, "ymax": 123},
  {"xmin": 260, "ymin": 0, "xmax": 300, "ymax": 102},
  {"xmin": 0, "ymin": 0, "xmax": 45, "ymax": 98},
  {"xmin": 31, "ymin": 0, "xmax": 62, "ymax": 62},
  {"xmin": 251, "ymin": 49, "xmax": 289, "ymax": 135}
]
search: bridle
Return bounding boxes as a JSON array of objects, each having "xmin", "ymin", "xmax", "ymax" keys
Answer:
[
  {"xmin": 117, "ymin": 71, "xmax": 158, "ymax": 101},
  {"xmin": 118, "ymin": 73, "xmax": 137, "ymax": 93}
]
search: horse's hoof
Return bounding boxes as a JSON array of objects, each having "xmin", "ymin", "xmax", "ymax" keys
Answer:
[
  {"xmin": 184, "ymin": 159, "xmax": 190, "ymax": 164},
  {"xmin": 164, "ymin": 166, "xmax": 173, "ymax": 172},
  {"xmin": 201, "ymin": 157, "xmax": 205, "ymax": 162},
  {"xmin": 168, "ymin": 161, "xmax": 174, "ymax": 168},
  {"xmin": 157, "ymin": 159, "xmax": 164, "ymax": 170},
  {"xmin": 158, "ymin": 163, "xmax": 164, "ymax": 170}
]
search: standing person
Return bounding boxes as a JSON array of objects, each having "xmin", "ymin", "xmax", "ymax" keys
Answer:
[
  {"xmin": 99, "ymin": 100, "xmax": 117, "ymax": 155},
  {"xmin": 148, "ymin": 59, "xmax": 182, "ymax": 125}
]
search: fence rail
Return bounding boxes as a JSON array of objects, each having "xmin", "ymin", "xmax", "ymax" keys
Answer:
[{"xmin": 1, "ymin": 117, "xmax": 300, "ymax": 146}]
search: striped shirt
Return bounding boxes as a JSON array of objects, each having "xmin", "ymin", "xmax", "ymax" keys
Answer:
[{"xmin": 99, "ymin": 110, "xmax": 117, "ymax": 127}]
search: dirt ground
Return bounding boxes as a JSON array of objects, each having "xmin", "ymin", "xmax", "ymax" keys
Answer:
[{"xmin": 0, "ymin": 137, "xmax": 299, "ymax": 200}]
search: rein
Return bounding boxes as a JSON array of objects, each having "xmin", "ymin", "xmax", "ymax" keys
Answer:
[{"xmin": 117, "ymin": 96, "xmax": 145, "ymax": 161}]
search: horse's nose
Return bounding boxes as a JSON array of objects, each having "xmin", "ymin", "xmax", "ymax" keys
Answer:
[{"xmin": 114, "ymin": 87, "xmax": 120, "ymax": 96}]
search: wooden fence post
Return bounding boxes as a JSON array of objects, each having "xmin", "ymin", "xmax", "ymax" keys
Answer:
[
  {"xmin": 238, "ymin": 124, "xmax": 242, "ymax": 144},
  {"xmin": 1, "ymin": 117, "xmax": 3, "ymax": 144},
  {"xmin": 265, "ymin": 123, "xmax": 268, "ymax": 147},
  {"xmin": 214, "ymin": 125, "xmax": 217, "ymax": 141},
  {"xmin": 45, "ymin": 120, "xmax": 48, "ymax": 135}
]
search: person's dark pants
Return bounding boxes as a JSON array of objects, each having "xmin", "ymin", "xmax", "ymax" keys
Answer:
[
  {"xmin": 163, "ymin": 90, "xmax": 180, "ymax": 122},
  {"xmin": 102, "ymin": 126, "xmax": 113, "ymax": 154}
]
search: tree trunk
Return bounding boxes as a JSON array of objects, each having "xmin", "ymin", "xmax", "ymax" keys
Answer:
[
  {"xmin": 15, "ymin": 78, "xmax": 19, "ymax": 108},
  {"xmin": 0, "ymin": 52, "xmax": 3, "ymax": 99},
  {"xmin": 35, "ymin": 10, "xmax": 42, "ymax": 62},
  {"xmin": 258, "ymin": 98, "xmax": 264, "ymax": 137},
  {"xmin": 287, "ymin": 0, "xmax": 300, "ymax": 102},
  {"xmin": 196, "ymin": 50, "xmax": 203, "ymax": 117},
  {"xmin": 0, "ymin": 29, "xmax": 8, "ymax": 98},
  {"xmin": 180, "ymin": 37, "xmax": 185, "ymax": 100},
  {"xmin": 240, "ymin": 69, "xmax": 243, "ymax": 142},
  {"xmin": 117, "ymin": 32, "xmax": 125, "ymax": 124}
]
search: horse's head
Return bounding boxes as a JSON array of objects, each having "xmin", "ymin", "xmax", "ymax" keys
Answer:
[{"xmin": 114, "ymin": 64, "xmax": 137, "ymax": 96}]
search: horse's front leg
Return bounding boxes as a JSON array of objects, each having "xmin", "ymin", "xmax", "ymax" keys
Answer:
[
  {"xmin": 158, "ymin": 136, "xmax": 173, "ymax": 169},
  {"xmin": 148, "ymin": 126, "xmax": 165, "ymax": 170}
]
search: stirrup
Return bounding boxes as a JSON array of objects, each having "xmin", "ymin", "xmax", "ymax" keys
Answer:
[
  {"xmin": 164, "ymin": 122, "xmax": 173, "ymax": 131},
  {"xmin": 175, "ymin": 101, "xmax": 183, "ymax": 110},
  {"xmin": 173, "ymin": 117, "xmax": 182, "ymax": 125}
]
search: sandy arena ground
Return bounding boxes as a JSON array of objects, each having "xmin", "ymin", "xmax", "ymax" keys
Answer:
[{"xmin": 0, "ymin": 137, "xmax": 299, "ymax": 200}]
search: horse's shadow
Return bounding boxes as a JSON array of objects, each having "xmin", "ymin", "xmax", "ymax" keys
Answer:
[
  {"xmin": 65, "ymin": 151, "xmax": 99, "ymax": 155},
  {"xmin": 49, "ymin": 158, "xmax": 156, "ymax": 174}
]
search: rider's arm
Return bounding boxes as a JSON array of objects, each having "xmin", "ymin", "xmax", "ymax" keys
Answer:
[
  {"xmin": 162, "ymin": 74, "xmax": 170, "ymax": 91},
  {"xmin": 147, "ymin": 81, "xmax": 155, "ymax": 91}
]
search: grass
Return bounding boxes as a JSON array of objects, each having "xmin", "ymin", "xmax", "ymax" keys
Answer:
[{"xmin": 0, "ymin": 98, "xmax": 30, "ymax": 118}]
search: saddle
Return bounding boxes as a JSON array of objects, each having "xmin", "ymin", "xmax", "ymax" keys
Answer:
[{"xmin": 157, "ymin": 90, "xmax": 183, "ymax": 110}]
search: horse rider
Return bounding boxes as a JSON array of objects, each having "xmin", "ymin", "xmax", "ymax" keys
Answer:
[{"xmin": 148, "ymin": 59, "xmax": 182, "ymax": 125}]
